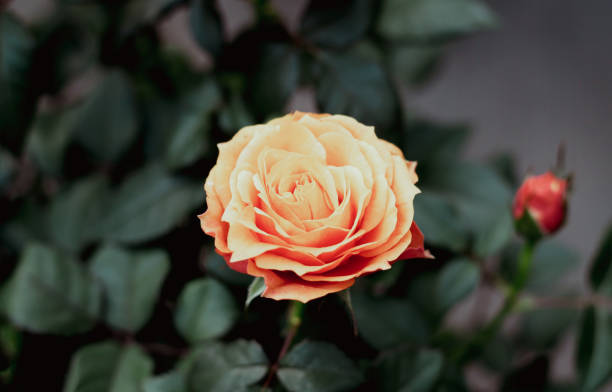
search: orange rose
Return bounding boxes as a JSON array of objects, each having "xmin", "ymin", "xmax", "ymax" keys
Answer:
[{"xmin": 199, "ymin": 112, "xmax": 430, "ymax": 302}]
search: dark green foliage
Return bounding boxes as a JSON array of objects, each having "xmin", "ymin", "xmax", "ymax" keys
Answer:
[
  {"xmin": 315, "ymin": 50, "xmax": 396, "ymax": 130},
  {"xmin": 89, "ymin": 245, "xmax": 170, "ymax": 332},
  {"xmin": 174, "ymin": 278, "xmax": 238, "ymax": 343},
  {"xmin": 377, "ymin": 0, "xmax": 497, "ymax": 41},
  {"xmin": 190, "ymin": 0, "xmax": 223, "ymax": 56},
  {"xmin": 278, "ymin": 341, "xmax": 363, "ymax": 392},
  {"xmin": 64, "ymin": 342, "xmax": 154, "ymax": 392},
  {"xmin": 589, "ymin": 222, "xmax": 612, "ymax": 294},
  {"xmin": 352, "ymin": 293, "xmax": 428, "ymax": 350},
  {"xmin": 377, "ymin": 348, "xmax": 444, "ymax": 392},
  {"xmin": 435, "ymin": 258, "xmax": 479, "ymax": 313},
  {"xmin": 300, "ymin": 0, "xmax": 373, "ymax": 49},
  {"xmin": 188, "ymin": 340, "xmax": 268, "ymax": 392},
  {"xmin": 4, "ymin": 243, "xmax": 102, "ymax": 335},
  {"xmin": 0, "ymin": 13, "xmax": 37, "ymax": 153},
  {"xmin": 0, "ymin": 1, "xmax": 603, "ymax": 391}
]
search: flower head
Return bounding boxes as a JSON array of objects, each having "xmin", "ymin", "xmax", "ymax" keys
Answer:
[
  {"xmin": 513, "ymin": 171, "xmax": 569, "ymax": 240},
  {"xmin": 199, "ymin": 112, "xmax": 430, "ymax": 302}
]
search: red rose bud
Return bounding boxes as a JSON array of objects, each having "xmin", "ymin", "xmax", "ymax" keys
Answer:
[{"xmin": 512, "ymin": 172, "xmax": 568, "ymax": 240}]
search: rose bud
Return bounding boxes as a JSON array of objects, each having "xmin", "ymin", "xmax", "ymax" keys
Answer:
[
  {"xmin": 199, "ymin": 112, "xmax": 431, "ymax": 303},
  {"xmin": 512, "ymin": 171, "xmax": 569, "ymax": 240}
]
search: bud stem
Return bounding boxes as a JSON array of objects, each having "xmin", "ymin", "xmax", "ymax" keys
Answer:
[{"xmin": 453, "ymin": 241, "xmax": 535, "ymax": 362}]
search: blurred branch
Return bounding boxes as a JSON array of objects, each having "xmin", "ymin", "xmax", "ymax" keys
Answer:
[
  {"xmin": 141, "ymin": 342, "xmax": 187, "ymax": 357},
  {"xmin": 528, "ymin": 294, "xmax": 612, "ymax": 311}
]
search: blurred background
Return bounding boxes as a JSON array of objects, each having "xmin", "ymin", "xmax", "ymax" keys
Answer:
[
  {"xmin": 10, "ymin": 0, "xmax": 609, "ymax": 261},
  {"xmin": 410, "ymin": 0, "xmax": 612, "ymax": 265},
  {"xmin": 2, "ymin": 0, "xmax": 612, "ymax": 391}
]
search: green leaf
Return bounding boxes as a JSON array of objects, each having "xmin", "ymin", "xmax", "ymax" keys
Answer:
[
  {"xmin": 422, "ymin": 162, "xmax": 512, "ymax": 250},
  {"xmin": 377, "ymin": 0, "xmax": 497, "ymax": 41},
  {"xmin": 204, "ymin": 249, "xmax": 252, "ymax": 286},
  {"xmin": 219, "ymin": 93, "xmax": 254, "ymax": 136},
  {"xmin": 487, "ymin": 152, "xmax": 518, "ymax": 187},
  {"xmin": 144, "ymin": 351, "xmax": 197, "ymax": 392},
  {"xmin": 5, "ymin": 243, "xmax": 101, "ymax": 334},
  {"xmin": 89, "ymin": 245, "xmax": 170, "ymax": 332},
  {"xmin": 406, "ymin": 272, "xmax": 438, "ymax": 321},
  {"xmin": 93, "ymin": 165, "xmax": 202, "ymax": 244},
  {"xmin": 190, "ymin": 0, "xmax": 223, "ymax": 56},
  {"xmin": 164, "ymin": 82, "xmax": 220, "ymax": 169},
  {"xmin": 278, "ymin": 341, "xmax": 363, "ymax": 392},
  {"xmin": 424, "ymin": 162, "xmax": 512, "ymax": 229},
  {"xmin": 352, "ymin": 293, "xmax": 428, "ymax": 350},
  {"xmin": 25, "ymin": 107, "xmax": 80, "ymax": 175},
  {"xmin": 187, "ymin": 340, "xmax": 268, "ymax": 392},
  {"xmin": 46, "ymin": 175, "xmax": 109, "ymax": 253},
  {"xmin": 473, "ymin": 209, "xmax": 513, "ymax": 258},
  {"xmin": 520, "ymin": 308, "xmax": 577, "ymax": 349},
  {"xmin": 390, "ymin": 45, "xmax": 441, "ymax": 87},
  {"xmin": 0, "ymin": 13, "xmax": 36, "ymax": 152},
  {"xmin": 144, "ymin": 372, "xmax": 187, "ymax": 392},
  {"xmin": 435, "ymin": 258, "xmax": 479, "ymax": 313},
  {"xmin": 300, "ymin": 0, "xmax": 373, "ymax": 48},
  {"xmin": 589, "ymin": 222, "xmax": 612, "ymax": 295},
  {"xmin": 73, "ymin": 70, "xmax": 138, "ymax": 163},
  {"xmin": 481, "ymin": 336, "xmax": 514, "ymax": 372},
  {"xmin": 378, "ymin": 348, "xmax": 443, "ymax": 392},
  {"xmin": 251, "ymin": 44, "xmax": 300, "ymax": 117},
  {"xmin": 174, "ymin": 278, "xmax": 238, "ymax": 343},
  {"xmin": 316, "ymin": 51, "xmax": 396, "ymax": 130},
  {"xmin": 64, "ymin": 342, "xmax": 153, "ymax": 392},
  {"xmin": 145, "ymin": 79, "xmax": 221, "ymax": 169},
  {"xmin": 577, "ymin": 307, "xmax": 612, "ymax": 391},
  {"xmin": 245, "ymin": 277, "xmax": 265, "ymax": 308},
  {"xmin": 402, "ymin": 119, "xmax": 470, "ymax": 164},
  {"xmin": 413, "ymin": 193, "xmax": 468, "ymax": 252}
]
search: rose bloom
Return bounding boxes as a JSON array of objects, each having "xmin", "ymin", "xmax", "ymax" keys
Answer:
[
  {"xmin": 512, "ymin": 171, "xmax": 568, "ymax": 235},
  {"xmin": 199, "ymin": 112, "xmax": 430, "ymax": 302}
]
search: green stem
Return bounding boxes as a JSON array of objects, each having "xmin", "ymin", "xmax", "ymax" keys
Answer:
[
  {"xmin": 262, "ymin": 301, "xmax": 305, "ymax": 389},
  {"xmin": 452, "ymin": 241, "xmax": 535, "ymax": 362}
]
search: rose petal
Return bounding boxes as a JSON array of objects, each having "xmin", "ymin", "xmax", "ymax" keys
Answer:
[{"xmin": 247, "ymin": 261, "xmax": 354, "ymax": 303}]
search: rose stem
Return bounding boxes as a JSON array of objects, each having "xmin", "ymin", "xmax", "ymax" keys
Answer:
[
  {"xmin": 452, "ymin": 240, "xmax": 535, "ymax": 362},
  {"xmin": 262, "ymin": 300, "xmax": 305, "ymax": 389}
]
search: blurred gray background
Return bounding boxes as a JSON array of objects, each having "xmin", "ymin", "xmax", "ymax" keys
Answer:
[{"xmin": 410, "ymin": 0, "xmax": 612, "ymax": 263}]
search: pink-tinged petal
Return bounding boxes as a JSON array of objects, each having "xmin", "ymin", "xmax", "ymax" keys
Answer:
[
  {"xmin": 323, "ymin": 115, "xmax": 378, "ymax": 144},
  {"xmin": 298, "ymin": 114, "xmax": 353, "ymax": 139},
  {"xmin": 317, "ymin": 132, "xmax": 373, "ymax": 187},
  {"xmin": 247, "ymin": 261, "xmax": 354, "ymax": 303},
  {"xmin": 226, "ymin": 222, "xmax": 279, "ymax": 262},
  {"xmin": 254, "ymin": 252, "xmax": 324, "ymax": 276},
  {"xmin": 209, "ymin": 125, "xmax": 259, "ymax": 206},
  {"xmin": 235, "ymin": 119, "xmax": 326, "ymax": 174},
  {"xmin": 398, "ymin": 223, "xmax": 433, "ymax": 260},
  {"xmin": 199, "ymin": 185, "xmax": 230, "ymax": 254},
  {"xmin": 360, "ymin": 156, "xmax": 420, "ymax": 258}
]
